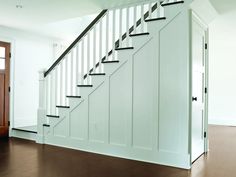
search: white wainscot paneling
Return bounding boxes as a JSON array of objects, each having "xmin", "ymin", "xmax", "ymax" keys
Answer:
[
  {"xmin": 158, "ymin": 12, "xmax": 190, "ymax": 155},
  {"xmin": 88, "ymin": 82, "xmax": 109, "ymax": 143},
  {"xmin": 132, "ymin": 38, "xmax": 157, "ymax": 150},
  {"xmin": 109, "ymin": 61, "xmax": 132, "ymax": 147},
  {"xmin": 69, "ymin": 100, "xmax": 87, "ymax": 140},
  {"xmin": 53, "ymin": 116, "xmax": 68, "ymax": 137}
]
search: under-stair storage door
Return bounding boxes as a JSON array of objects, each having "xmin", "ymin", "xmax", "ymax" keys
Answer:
[
  {"xmin": 191, "ymin": 13, "xmax": 207, "ymax": 163},
  {"xmin": 0, "ymin": 42, "xmax": 10, "ymax": 138}
]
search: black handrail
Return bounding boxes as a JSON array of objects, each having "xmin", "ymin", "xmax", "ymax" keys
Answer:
[
  {"xmin": 44, "ymin": 9, "xmax": 108, "ymax": 77},
  {"xmin": 44, "ymin": 2, "xmax": 161, "ymax": 78},
  {"xmin": 83, "ymin": 3, "xmax": 159, "ymax": 79}
]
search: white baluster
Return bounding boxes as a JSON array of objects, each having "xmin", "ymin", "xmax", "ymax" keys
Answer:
[
  {"xmin": 87, "ymin": 33, "xmax": 90, "ymax": 84},
  {"xmin": 81, "ymin": 39, "xmax": 85, "ymax": 85},
  {"xmin": 65, "ymin": 57, "xmax": 68, "ymax": 105},
  {"xmin": 149, "ymin": 3, "xmax": 152, "ymax": 19},
  {"xmin": 106, "ymin": 13, "xmax": 109, "ymax": 61},
  {"xmin": 99, "ymin": 19, "xmax": 103, "ymax": 73},
  {"xmin": 156, "ymin": 1, "xmax": 160, "ymax": 18},
  {"xmin": 62, "ymin": 59, "xmax": 66, "ymax": 105},
  {"xmin": 93, "ymin": 27, "xmax": 96, "ymax": 73},
  {"xmin": 60, "ymin": 62, "xmax": 63, "ymax": 105},
  {"xmin": 141, "ymin": 4, "xmax": 144, "ymax": 33},
  {"xmin": 160, "ymin": 3, "xmax": 164, "ymax": 17},
  {"xmin": 46, "ymin": 76, "xmax": 49, "ymax": 115},
  {"xmin": 70, "ymin": 52, "xmax": 74, "ymax": 96},
  {"xmin": 75, "ymin": 45, "xmax": 79, "ymax": 95},
  {"xmin": 55, "ymin": 67, "xmax": 58, "ymax": 114},
  {"xmin": 112, "ymin": 9, "xmax": 116, "ymax": 60},
  {"xmin": 126, "ymin": 7, "xmax": 130, "ymax": 47},
  {"xmin": 50, "ymin": 73, "xmax": 53, "ymax": 115},
  {"xmin": 119, "ymin": 8, "xmax": 122, "ymax": 48},
  {"xmin": 133, "ymin": 6, "xmax": 137, "ymax": 34}
]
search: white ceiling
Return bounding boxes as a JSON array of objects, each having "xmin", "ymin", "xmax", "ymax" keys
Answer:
[
  {"xmin": 209, "ymin": 0, "xmax": 236, "ymax": 14},
  {"xmin": 0, "ymin": 0, "xmax": 145, "ymax": 40},
  {"xmin": 2, "ymin": 0, "xmax": 236, "ymax": 40}
]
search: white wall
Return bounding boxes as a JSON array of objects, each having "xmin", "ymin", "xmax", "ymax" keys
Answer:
[
  {"xmin": 0, "ymin": 26, "xmax": 58, "ymax": 128},
  {"xmin": 209, "ymin": 11, "xmax": 236, "ymax": 126}
]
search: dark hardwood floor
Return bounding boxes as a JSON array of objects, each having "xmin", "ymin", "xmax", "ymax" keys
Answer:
[{"xmin": 0, "ymin": 125, "xmax": 235, "ymax": 177}]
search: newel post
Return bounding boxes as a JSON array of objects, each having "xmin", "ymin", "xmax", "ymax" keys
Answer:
[{"xmin": 36, "ymin": 69, "xmax": 47, "ymax": 144}]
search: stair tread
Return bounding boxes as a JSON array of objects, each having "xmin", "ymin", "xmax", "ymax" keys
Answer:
[
  {"xmin": 145, "ymin": 17, "xmax": 166, "ymax": 22},
  {"xmin": 89, "ymin": 73, "xmax": 106, "ymax": 76},
  {"xmin": 43, "ymin": 124, "xmax": 50, "ymax": 127},
  {"xmin": 115, "ymin": 47, "xmax": 134, "ymax": 50},
  {"xmin": 66, "ymin": 95, "xmax": 81, "ymax": 98},
  {"xmin": 161, "ymin": 1, "xmax": 184, "ymax": 6},
  {"xmin": 77, "ymin": 85, "xmax": 93, "ymax": 87},
  {"xmin": 129, "ymin": 32, "xmax": 150, "ymax": 37},
  {"xmin": 46, "ymin": 115, "xmax": 59, "ymax": 118},
  {"xmin": 102, "ymin": 60, "xmax": 119, "ymax": 64},
  {"xmin": 56, "ymin": 105, "xmax": 70, "ymax": 108}
]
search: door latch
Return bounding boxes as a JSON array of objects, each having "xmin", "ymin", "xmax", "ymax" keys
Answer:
[{"xmin": 192, "ymin": 97, "xmax": 197, "ymax": 101}]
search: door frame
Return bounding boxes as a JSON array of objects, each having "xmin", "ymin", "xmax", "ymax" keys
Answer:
[
  {"xmin": 190, "ymin": 11, "xmax": 209, "ymax": 163},
  {"xmin": 0, "ymin": 41, "xmax": 11, "ymax": 137}
]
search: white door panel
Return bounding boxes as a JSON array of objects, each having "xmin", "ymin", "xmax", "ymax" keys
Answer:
[{"xmin": 191, "ymin": 16, "xmax": 206, "ymax": 163}]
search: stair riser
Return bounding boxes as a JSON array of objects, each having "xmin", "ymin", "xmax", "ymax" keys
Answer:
[
  {"xmin": 117, "ymin": 50, "xmax": 133, "ymax": 63},
  {"xmin": 103, "ymin": 64, "xmax": 119, "ymax": 75},
  {"xmin": 163, "ymin": 1, "xmax": 185, "ymax": 19},
  {"xmin": 58, "ymin": 108, "xmax": 69, "ymax": 117},
  {"xmin": 130, "ymin": 35, "xmax": 152, "ymax": 50},
  {"xmin": 91, "ymin": 76, "xmax": 106, "ymax": 86},
  {"xmin": 68, "ymin": 98, "xmax": 83, "ymax": 110},
  {"xmin": 79, "ymin": 87, "xmax": 93, "ymax": 97},
  {"xmin": 146, "ymin": 20, "xmax": 166, "ymax": 35},
  {"xmin": 43, "ymin": 126, "xmax": 50, "ymax": 136}
]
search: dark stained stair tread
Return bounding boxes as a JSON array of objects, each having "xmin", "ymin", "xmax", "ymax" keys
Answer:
[
  {"xmin": 129, "ymin": 32, "xmax": 150, "ymax": 37},
  {"xmin": 43, "ymin": 124, "xmax": 50, "ymax": 127},
  {"xmin": 145, "ymin": 17, "xmax": 166, "ymax": 22},
  {"xmin": 46, "ymin": 115, "xmax": 59, "ymax": 118},
  {"xmin": 102, "ymin": 60, "xmax": 119, "ymax": 64},
  {"xmin": 77, "ymin": 85, "xmax": 93, "ymax": 87},
  {"xmin": 66, "ymin": 96, "xmax": 81, "ymax": 98},
  {"xmin": 56, "ymin": 106, "xmax": 70, "ymax": 108},
  {"xmin": 89, "ymin": 73, "xmax": 106, "ymax": 76},
  {"xmin": 115, "ymin": 47, "xmax": 134, "ymax": 50},
  {"xmin": 161, "ymin": 1, "xmax": 184, "ymax": 6}
]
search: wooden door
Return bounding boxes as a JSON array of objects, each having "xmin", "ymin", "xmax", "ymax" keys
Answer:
[{"xmin": 0, "ymin": 41, "xmax": 10, "ymax": 138}]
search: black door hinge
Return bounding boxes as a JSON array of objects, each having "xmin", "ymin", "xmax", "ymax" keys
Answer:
[
  {"xmin": 8, "ymin": 86, "xmax": 10, "ymax": 93},
  {"xmin": 204, "ymin": 131, "xmax": 207, "ymax": 138},
  {"xmin": 8, "ymin": 121, "xmax": 10, "ymax": 126},
  {"xmin": 9, "ymin": 52, "xmax": 11, "ymax": 58},
  {"xmin": 205, "ymin": 43, "xmax": 208, "ymax": 50},
  {"xmin": 205, "ymin": 87, "xmax": 207, "ymax": 94}
]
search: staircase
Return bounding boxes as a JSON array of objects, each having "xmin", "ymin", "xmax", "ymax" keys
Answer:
[{"xmin": 37, "ymin": 0, "xmax": 193, "ymax": 169}]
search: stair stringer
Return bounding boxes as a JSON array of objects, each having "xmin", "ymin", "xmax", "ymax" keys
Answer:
[{"xmin": 44, "ymin": 1, "xmax": 193, "ymax": 169}]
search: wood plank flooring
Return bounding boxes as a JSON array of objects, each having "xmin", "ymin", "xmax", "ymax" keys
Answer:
[{"xmin": 0, "ymin": 125, "xmax": 235, "ymax": 177}]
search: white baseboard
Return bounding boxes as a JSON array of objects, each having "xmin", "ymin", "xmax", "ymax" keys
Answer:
[
  {"xmin": 10, "ymin": 129, "xmax": 37, "ymax": 141},
  {"xmin": 209, "ymin": 118, "xmax": 236, "ymax": 126}
]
